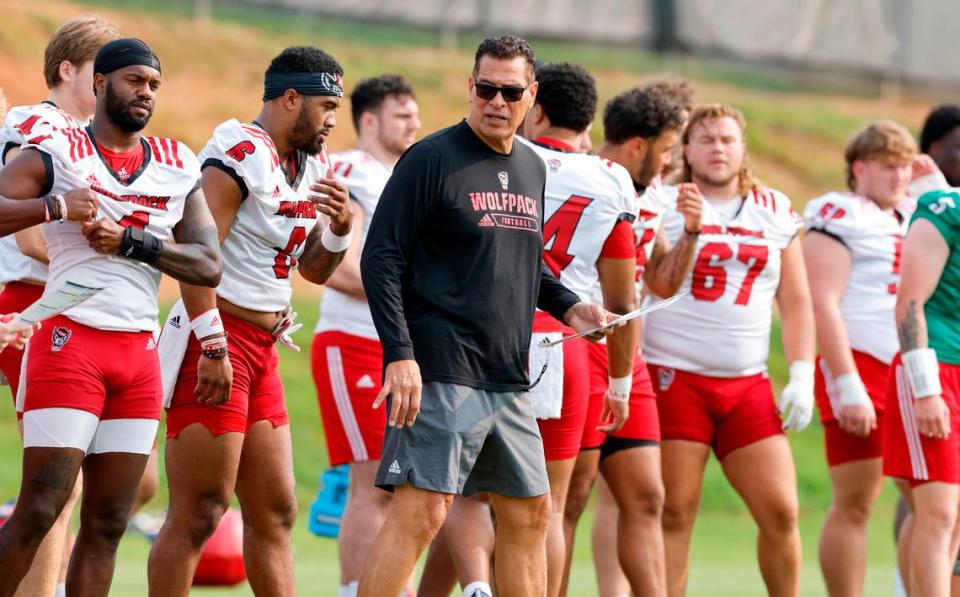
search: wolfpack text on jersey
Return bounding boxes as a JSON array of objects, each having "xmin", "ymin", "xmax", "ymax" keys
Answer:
[{"xmin": 199, "ymin": 119, "xmax": 331, "ymax": 311}]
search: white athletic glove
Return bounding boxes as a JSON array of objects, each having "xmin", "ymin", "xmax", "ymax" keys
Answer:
[
  {"xmin": 271, "ymin": 308, "xmax": 302, "ymax": 352},
  {"xmin": 779, "ymin": 361, "xmax": 815, "ymax": 432},
  {"xmin": 836, "ymin": 372, "xmax": 875, "ymax": 413}
]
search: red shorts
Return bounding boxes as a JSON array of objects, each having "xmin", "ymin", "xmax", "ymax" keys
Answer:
[
  {"xmin": 23, "ymin": 315, "xmax": 161, "ymax": 419},
  {"xmin": 313, "ymin": 331, "xmax": 386, "ymax": 466},
  {"xmin": 815, "ymin": 350, "xmax": 890, "ymax": 466},
  {"xmin": 649, "ymin": 364, "xmax": 782, "ymax": 460},
  {"xmin": 166, "ymin": 312, "xmax": 286, "ymax": 438},
  {"xmin": 537, "ymin": 335, "xmax": 590, "ymax": 461},
  {"xmin": 0, "ymin": 281, "xmax": 44, "ymax": 411},
  {"xmin": 581, "ymin": 344, "xmax": 660, "ymax": 449},
  {"xmin": 883, "ymin": 354, "xmax": 960, "ymax": 484}
]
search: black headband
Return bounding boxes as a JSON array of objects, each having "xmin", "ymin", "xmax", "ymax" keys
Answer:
[
  {"xmin": 94, "ymin": 38, "xmax": 161, "ymax": 76},
  {"xmin": 263, "ymin": 72, "xmax": 344, "ymax": 101}
]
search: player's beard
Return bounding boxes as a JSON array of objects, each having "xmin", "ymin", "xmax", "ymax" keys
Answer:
[
  {"xmin": 290, "ymin": 102, "xmax": 326, "ymax": 155},
  {"xmin": 698, "ymin": 169, "xmax": 739, "ymax": 189},
  {"xmin": 636, "ymin": 148, "xmax": 660, "ymax": 187},
  {"xmin": 104, "ymin": 80, "xmax": 151, "ymax": 133}
]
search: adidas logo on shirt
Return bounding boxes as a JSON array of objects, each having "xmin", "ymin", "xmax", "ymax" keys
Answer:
[
  {"xmin": 478, "ymin": 213, "xmax": 495, "ymax": 227},
  {"xmin": 388, "ymin": 460, "xmax": 402, "ymax": 474},
  {"xmin": 356, "ymin": 374, "xmax": 375, "ymax": 389}
]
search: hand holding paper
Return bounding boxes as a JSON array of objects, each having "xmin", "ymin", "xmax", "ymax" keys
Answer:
[
  {"xmin": 14, "ymin": 281, "xmax": 104, "ymax": 325},
  {"xmin": 541, "ymin": 292, "xmax": 688, "ymax": 347},
  {"xmin": 0, "ymin": 314, "xmax": 39, "ymax": 352}
]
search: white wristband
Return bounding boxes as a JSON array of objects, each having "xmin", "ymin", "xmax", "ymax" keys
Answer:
[
  {"xmin": 835, "ymin": 372, "xmax": 871, "ymax": 407},
  {"xmin": 902, "ymin": 348, "xmax": 942, "ymax": 399},
  {"xmin": 190, "ymin": 308, "xmax": 225, "ymax": 340},
  {"xmin": 608, "ymin": 375, "xmax": 632, "ymax": 400},
  {"xmin": 321, "ymin": 225, "xmax": 352, "ymax": 253}
]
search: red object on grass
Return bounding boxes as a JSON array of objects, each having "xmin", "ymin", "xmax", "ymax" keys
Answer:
[{"xmin": 193, "ymin": 508, "xmax": 246, "ymax": 586}]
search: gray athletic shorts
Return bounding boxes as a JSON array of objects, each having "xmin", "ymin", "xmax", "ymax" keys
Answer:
[{"xmin": 375, "ymin": 381, "xmax": 549, "ymax": 498}]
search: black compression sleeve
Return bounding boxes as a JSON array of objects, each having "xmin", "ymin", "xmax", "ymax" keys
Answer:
[{"xmin": 537, "ymin": 264, "xmax": 581, "ymax": 324}]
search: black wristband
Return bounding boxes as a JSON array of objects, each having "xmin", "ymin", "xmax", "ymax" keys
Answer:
[
  {"xmin": 120, "ymin": 226, "xmax": 163, "ymax": 263},
  {"xmin": 684, "ymin": 225, "xmax": 701, "ymax": 236}
]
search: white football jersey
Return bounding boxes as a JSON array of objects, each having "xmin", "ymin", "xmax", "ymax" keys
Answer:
[
  {"xmin": 643, "ymin": 187, "xmax": 802, "ymax": 376},
  {"xmin": 633, "ymin": 179, "xmax": 676, "ymax": 286},
  {"xmin": 199, "ymin": 119, "xmax": 331, "ymax": 312},
  {"xmin": 520, "ymin": 138, "xmax": 636, "ymax": 314},
  {"xmin": 804, "ymin": 192, "xmax": 914, "ymax": 364},
  {"xmin": 0, "ymin": 102, "xmax": 80, "ymax": 284},
  {"xmin": 315, "ymin": 149, "xmax": 392, "ymax": 340},
  {"xmin": 24, "ymin": 125, "xmax": 197, "ymax": 331}
]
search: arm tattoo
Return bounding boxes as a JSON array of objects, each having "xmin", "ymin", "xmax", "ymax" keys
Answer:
[
  {"xmin": 898, "ymin": 299, "xmax": 921, "ymax": 351},
  {"xmin": 647, "ymin": 235, "xmax": 666, "ymax": 270},
  {"xmin": 299, "ymin": 224, "xmax": 346, "ymax": 284},
  {"xmin": 665, "ymin": 231, "xmax": 699, "ymax": 289}
]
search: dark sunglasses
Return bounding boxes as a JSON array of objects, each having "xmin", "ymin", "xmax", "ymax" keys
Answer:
[{"xmin": 474, "ymin": 82, "xmax": 528, "ymax": 102}]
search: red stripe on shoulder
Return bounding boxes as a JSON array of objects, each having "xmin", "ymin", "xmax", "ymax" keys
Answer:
[
  {"xmin": 67, "ymin": 129, "xmax": 83, "ymax": 162},
  {"xmin": 81, "ymin": 130, "xmax": 93, "ymax": 159},
  {"xmin": 241, "ymin": 126, "xmax": 280, "ymax": 168},
  {"xmin": 170, "ymin": 139, "xmax": 183, "ymax": 169},
  {"xmin": 147, "ymin": 137, "xmax": 163, "ymax": 162}
]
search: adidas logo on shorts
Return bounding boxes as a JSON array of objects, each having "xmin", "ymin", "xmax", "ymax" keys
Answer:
[
  {"xmin": 356, "ymin": 374, "xmax": 375, "ymax": 389},
  {"xmin": 169, "ymin": 315, "xmax": 181, "ymax": 329},
  {"xmin": 388, "ymin": 460, "xmax": 402, "ymax": 474}
]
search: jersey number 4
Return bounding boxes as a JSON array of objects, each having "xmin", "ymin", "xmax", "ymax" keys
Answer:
[
  {"xmin": 273, "ymin": 226, "xmax": 307, "ymax": 279},
  {"xmin": 542, "ymin": 195, "xmax": 593, "ymax": 276},
  {"xmin": 691, "ymin": 242, "xmax": 768, "ymax": 305}
]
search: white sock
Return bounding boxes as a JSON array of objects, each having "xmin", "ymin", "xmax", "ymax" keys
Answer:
[
  {"xmin": 55, "ymin": 583, "xmax": 66, "ymax": 597},
  {"xmin": 463, "ymin": 580, "xmax": 492, "ymax": 597},
  {"xmin": 338, "ymin": 581, "xmax": 359, "ymax": 597},
  {"xmin": 894, "ymin": 568, "xmax": 908, "ymax": 597}
]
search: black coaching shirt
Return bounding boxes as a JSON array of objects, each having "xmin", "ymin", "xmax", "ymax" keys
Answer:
[{"xmin": 361, "ymin": 120, "xmax": 581, "ymax": 392}]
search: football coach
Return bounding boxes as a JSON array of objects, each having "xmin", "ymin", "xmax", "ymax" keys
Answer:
[{"xmin": 357, "ymin": 34, "xmax": 615, "ymax": 596}]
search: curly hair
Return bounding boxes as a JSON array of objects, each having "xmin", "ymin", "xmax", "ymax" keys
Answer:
[
  {"xmin": 920, "ymin": 105, "xmax": 960, "ymax": 154},
  {"xmin": 641, "ymin": 78, "xmax": 695, "ymax": 116},
  {"xmin": 473, "ymin": 35, "xmax": 536, "ymax": 77},
  {"xmin": 266, "ymin": 46, "xmax": 343, "ymax": 77},
  {"xmin": 533, "ymin": 62, "xmax": 596, "ymax": 133},
  {"xmin": 681, "ymin": 104, "xmax": 761, "ymax": 196},
  {"xmin": 350, "ymin": 74, "xmax": 416, "ymax": 132},
  {"xmin": 602, "ymin": 85, "xmax": 685, "ymax": 144},
  {"xmin": 844, "ymin": 121, "xmax": 916, "ymax": 191}
]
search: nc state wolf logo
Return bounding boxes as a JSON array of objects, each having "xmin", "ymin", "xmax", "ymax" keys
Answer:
[
  {"xmin": 657, "ymin": 367, "xmax": 675, "ymax": 391},
  {"xmin": 50, "ymin": 327, "xmax": 72, "ymax": 352},
  {"xmin": 498, "ymin": 171, "xmax": 509, "ymax": 190}
]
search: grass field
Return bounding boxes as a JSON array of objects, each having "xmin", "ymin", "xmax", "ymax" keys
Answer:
[
  {"xmin": 0, "ymin": 0, "xmax": 930, "ymax": 593},
  {"xmin": 0, "ymin": 301, "xmax": 905, "ymax": 596}
]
